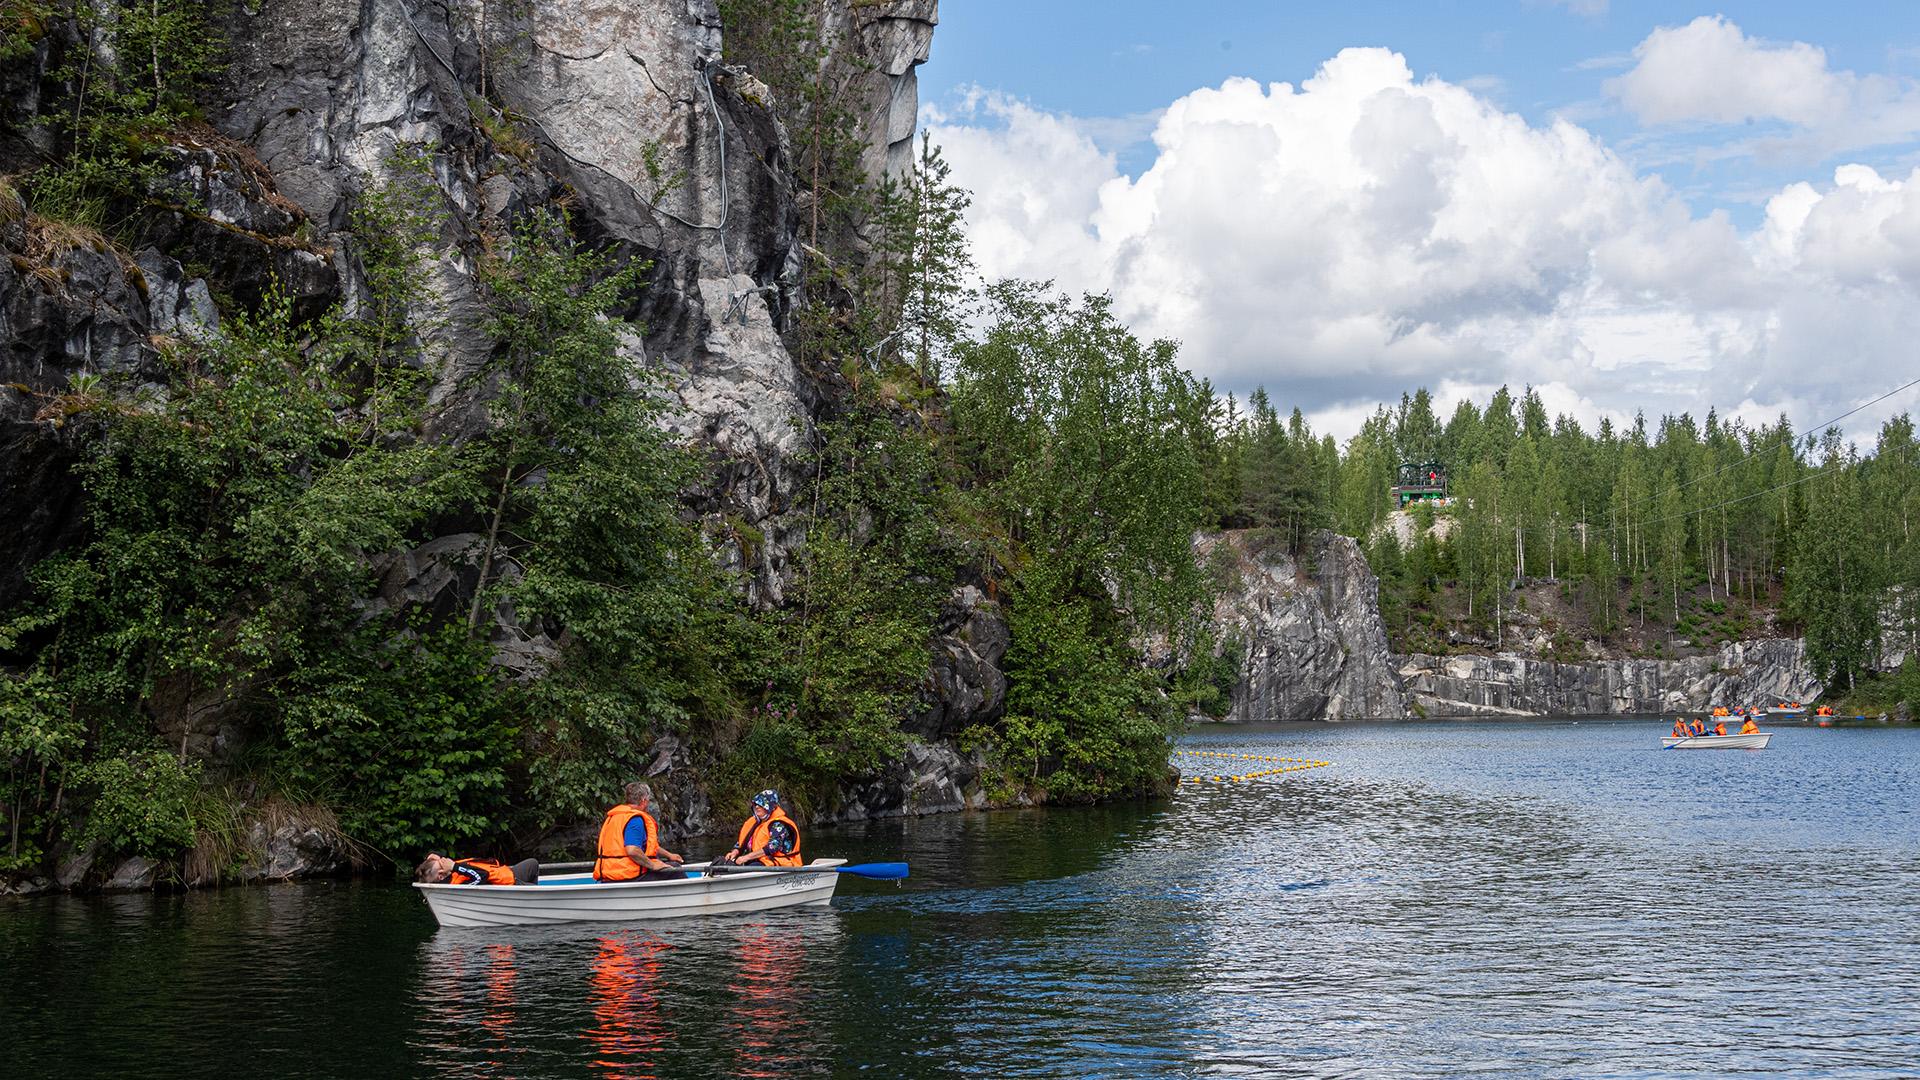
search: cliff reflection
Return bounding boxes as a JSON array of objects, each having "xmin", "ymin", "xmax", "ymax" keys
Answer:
[{"xmin": 586, "ymin": 931, "xmax": 670, "ymax": 1080}]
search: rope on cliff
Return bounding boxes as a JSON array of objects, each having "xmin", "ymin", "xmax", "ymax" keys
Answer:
[{"xmin": 394, "ymin": 0, "xmax": 763, "ymax": 322}]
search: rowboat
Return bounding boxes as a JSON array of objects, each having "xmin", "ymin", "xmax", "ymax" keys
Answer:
[
  {"xmin": 1766, "ymin": 704, "xmax": 1806, "ymax": 716},
  {"xmin": 1661, "ymin": 732, "xmax": 1772, "ymax": 750},
  {"xmin": 415, "ymin": 859, "xmax": 847, "ymax": 928}
]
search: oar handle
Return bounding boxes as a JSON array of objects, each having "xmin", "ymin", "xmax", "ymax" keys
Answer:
[
  {"xmin": 539, "ymin": 860, "xmax": 712, "ymax": 873},
  {"xmin": 708, "ymin": 862, "xmax": 910, "ymax": 880}
]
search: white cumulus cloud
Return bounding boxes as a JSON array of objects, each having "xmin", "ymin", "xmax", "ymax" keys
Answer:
[
  {"xmin": 927, "ymin": 48, "xmax": 1920, "ymax": 442},
  {"xmin": 1607, "ymin": 16, "xmax": 1920, "ymax": 162}
]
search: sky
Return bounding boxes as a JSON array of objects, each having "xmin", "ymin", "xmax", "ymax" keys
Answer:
[{"xmin": 916, "ymin": 1, "xmax": 1920, "ymax": 444}]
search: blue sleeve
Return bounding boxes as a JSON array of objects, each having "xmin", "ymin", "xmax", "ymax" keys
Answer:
[{"xmin": 623, "ymin": 816, "xmax": 652, "ymax": 849}]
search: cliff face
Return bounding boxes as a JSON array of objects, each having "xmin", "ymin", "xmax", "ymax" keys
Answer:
[
  {"xmin": 1202, "ymin": 530, "xmax": 1410, "ymax": 721},
  {"xmin": 1396, "ymin": 639, "xmax": 1822, "ymax": 717},
  {"xmin": 2, "ymin": 0, "xmax": 985, "ymax": 879},
  {"xmin": 1205, "ymin": 530, "xmax": 1825, "ymax": 721}
]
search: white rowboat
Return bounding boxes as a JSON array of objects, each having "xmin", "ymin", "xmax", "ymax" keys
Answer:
[
  {"xmin": 414, "ymin": 859, "xmax": 846, "ymax": 928},
  {"xmin": 1660, "ymin": 732, "xmax": 1773, "ymax": 750}
]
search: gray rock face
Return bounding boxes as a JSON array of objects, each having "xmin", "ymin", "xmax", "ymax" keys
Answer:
[
  {"xmin": 238, "ymin": 818, "xmax": 358, "ymax": 883},
  {"xmin": 905, "ymin": 585, "xmax": 1009, "ymax": 739},
  {"xmin": 1204, "ymin": 529, "xmax": 1410, "ymax": 721},
  {"xmin": 830, "ymin": 738, "xmax": 988, "ymax": 821},
  {"xmin": 1398, "ymin": 638, "xmax": 1822, "ymax": 716},
  {"xmin": 55, "ymin": 845, "xmax": 98, "ymax": 891},
  {"xmin": 824, "ymin": 1, "xmax": 939, "ymax": 183},
  {"xmin": 103, "ymin": 856, "xmax": 163, "ymax": 892}
]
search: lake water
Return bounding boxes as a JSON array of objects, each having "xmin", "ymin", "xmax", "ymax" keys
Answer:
[{"xmin": 3, "ymin": 720, "xmax": 1916, "ymax": 1078}]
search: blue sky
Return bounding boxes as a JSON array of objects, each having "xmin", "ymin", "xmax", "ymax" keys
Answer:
[
  {"xmin": 916, "ymin": 3, "xmax": 1920, "ymax": 440},
  {"xmin": 922, "ymin": 1, "xmax": 1920, "ymax": 225}
]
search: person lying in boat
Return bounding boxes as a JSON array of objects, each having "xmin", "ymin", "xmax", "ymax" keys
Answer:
[
  {"xmin": 1740, "ymin": 717, "xmax": 1760, "ymax": 735},
  {"xmin": 415, "ymin": 854, "xmax": 539, "ymax": 886},
  {"xmin": 594, "ymin": 781, "xmax": 687, "ymax": 882},
  {"xmin": 714, "ymin": 789, "xmax": 802, "ymax": 868}
]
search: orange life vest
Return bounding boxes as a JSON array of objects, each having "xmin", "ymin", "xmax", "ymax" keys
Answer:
[
  {"xmin": 1740, "ymin": 719, "xmax": 1759, "ymax": 734},
  {"xmin": 1713, "ymin": 722, "xmax": 1727, "ymax": 736},
  {"xmin": 1671, "ymin": 721, "xmax": 1688, "ymax": 737},
  {"xmin": 594, "ymin": 804, "xmax": 657, "ymax": 882},
  {"xmin": 1689, "ymin": 720, "xmax": 1706, "ymax": 737},
  {"xmin": 732, "ymin": 807, "xmax": 802, "ymax": 867},
  {"xmin": 451, "ymin": 858, "xmax": 517, "ymax": 886},
  {"xmin": 1712, "ymin": 707, "xmax": 1729, "ymax": 717},
  {"xmin": 1815, "ymin": 706, "xmax": 1833, "ymax": 716}
]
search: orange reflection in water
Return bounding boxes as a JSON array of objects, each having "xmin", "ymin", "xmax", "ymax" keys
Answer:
[
  {"xmin": 481, "ymin": 943, "xmax": 517, "ymax": 1041},
  {"xmin": 586, "ymin": 932, "xmax": 670, "ymax": 1080},
  {"xmin": 730, "ymin": 922, "xmax": 802, "ymax": 1079},
  {"xmin": 414, "ymin": 941, "xmax": 519, "ymax": 1071}
]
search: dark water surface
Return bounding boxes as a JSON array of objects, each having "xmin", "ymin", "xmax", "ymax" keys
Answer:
[{"xmin": 3, "ymin": 721, "xmax": 1916, "ymax": 1078}]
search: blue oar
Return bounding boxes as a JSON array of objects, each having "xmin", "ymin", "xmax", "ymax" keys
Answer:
[{"xmin": 708, "ymin": 862, "xmax": 909, "ymax": 880}]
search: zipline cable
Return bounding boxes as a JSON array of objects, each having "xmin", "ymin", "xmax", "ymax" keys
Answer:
[{"xmin": 1608, "ymin": 373, "xmax": 1920, "ymax": 518}]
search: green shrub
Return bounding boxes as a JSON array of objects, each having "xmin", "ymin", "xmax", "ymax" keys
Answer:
[{"xmin": 80, "ymin": 749, "xmax": 201, "ymax": 859}]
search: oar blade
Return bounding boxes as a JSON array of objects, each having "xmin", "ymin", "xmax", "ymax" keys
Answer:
[{"xmin": 841, "ymin": 861, "xmax": 910, "ymax": 880}]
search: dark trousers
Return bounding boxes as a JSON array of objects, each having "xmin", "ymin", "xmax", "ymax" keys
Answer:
[
  {"xmin": 510, "ymin": 857, "xmax": 540, "ymax": 885},
  {"xmin": 635, "ymin": 866, "xmax": 688, "ymax": 881}
]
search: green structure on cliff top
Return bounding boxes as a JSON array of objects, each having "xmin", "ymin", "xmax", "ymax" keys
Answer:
[{"xmin": 1392, "ymin": 461, "xmax": 1450, "ymax": 507}]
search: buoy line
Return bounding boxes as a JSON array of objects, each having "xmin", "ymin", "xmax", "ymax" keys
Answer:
[{"xmin": 1172, "ymin": 749, "xmax": 1333, "ymax": 784}]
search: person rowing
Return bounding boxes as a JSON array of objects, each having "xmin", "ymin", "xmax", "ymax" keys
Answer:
[
  {"xmin": 1671, "ymin": 718, "xmax": 1690, "ymax": 739},
  {"xmin": 594, "ymin": 780, "xmax": 687, "ymax": 882},
  {"xmin": 715, "ymin": 789, "xmax": 802, "ymax": 868}
]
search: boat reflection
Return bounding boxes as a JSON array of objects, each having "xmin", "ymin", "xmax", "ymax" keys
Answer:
[{"xmin": 586, "ymin": 931, "xmax": 670, "ymax": 1080}]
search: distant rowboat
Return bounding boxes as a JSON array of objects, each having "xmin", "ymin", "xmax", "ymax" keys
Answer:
[
  {"xmin": 415, "ymin": 859, "xmax": 847, "ymax": 927},
  {"xmin": 1766, "ymin": 704, "xmax": 1806, "ymax": 716},
  {"xmin": 1661, "ymin": 732, "xmax": 1772, "ymax": 750}
]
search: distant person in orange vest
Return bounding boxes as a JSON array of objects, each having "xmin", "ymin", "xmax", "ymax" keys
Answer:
[
  {"xmin": 1739, "ymin": 717, "xmax": 1759, "ymax": 735},
  {"xmin": 715, "ymin": 789, "xmax": 803, "ymax": 867},
  {"xmin": 1815, "ymin": 705, "xmax": 1833, "ymax": 717},
  {"xmin": 1713, "ymin": 720, "xmax": 1728, "ymax": 736},
  {"xmin": 415, "ymin": 853, "xmax": 538, "ymax": 885},
  {"xmin": 594, "ymin": 781, "xmax": 686, "ymax": 882}
]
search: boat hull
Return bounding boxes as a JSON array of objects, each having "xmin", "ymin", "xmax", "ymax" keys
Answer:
[
  {"xmin": 415, "ymin": 859, "xmax": 846, "ymax": 927},
  {"xmin": 1661, "ymin": 733, "xmax": 1772, "ymax": 750}
]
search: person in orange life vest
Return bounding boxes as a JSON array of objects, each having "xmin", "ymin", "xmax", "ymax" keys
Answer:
[
  {"xmin": 594, "ymin": 781, "xmax": 687, "ymax": 882},
  {"xmin": 1739, "ymin": 717, "xmax": 1759, "ymax": 735},
  {"xmin": 1713, "ymin": 720, "xmax": 1728, "ymax": 736},
  {"xmin": 714, "ymin": 790, "xmax": 802, "ymax": 867},
  {"xmin": 1815, "ymin": 705, "xmax": 1834, "ymax": 716},
  {"xmin": 1688, "ymin": 718, "xmax": 1707, "ymax": 737},
  {"xmin": 415, "ymin": 853, "xmax": 538, "ymax": 885},
  {"xmin": 1671, "ymin": 718, "xmax": 1689, "ymax": 738}
]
